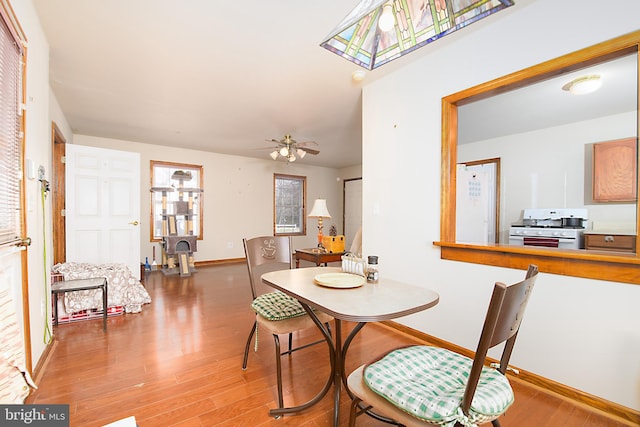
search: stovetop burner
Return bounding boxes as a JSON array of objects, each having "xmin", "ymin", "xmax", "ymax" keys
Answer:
[
  {"xmin": 515, "ymin": 208, "xmax": 588, "ymax": 230},
  {"xmin": 509, "ymin": 209, "xmax": 588, "ymax": 249},
  {"xmin": 512, "ymin": 224, "xmax": 585, "ymax": 229}
]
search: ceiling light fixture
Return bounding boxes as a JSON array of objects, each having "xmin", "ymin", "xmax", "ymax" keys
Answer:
[
  {"xmin": 267, "ymin": 134, "xmax": 320, "ymax": 163},
  {"xmin": 352, "ymin": 69, "xmax": 366, "ymax": 82},
  {"xmin": 562, "ymin": 75, "xmax": 603, "ymax": 95},
  {"xmin": 320, "ymin": 0, "xmax": 514, "ymax": 70}
]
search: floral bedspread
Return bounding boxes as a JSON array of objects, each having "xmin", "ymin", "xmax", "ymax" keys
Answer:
[{"xmin": 52, "ymin": 262, "xmax": 151, "ymax": 314}]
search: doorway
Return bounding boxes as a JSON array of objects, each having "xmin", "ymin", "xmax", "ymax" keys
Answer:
[
  {"xmin": 456, "ymin": 158, "xmax": 501, "ymax": 244},
  {"xmin": 343, "ymin": 178, "xmax": 363, "ymax": 251},
  {"xmin": 51, "ymin": 123, "xmax": 66, "ymax": 265},
  {"xmin": 65, "ymin": 144, "xmax": 141, "ymax": 278}
]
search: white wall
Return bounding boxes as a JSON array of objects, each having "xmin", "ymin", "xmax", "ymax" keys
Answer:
[
  {"xmin": 74, "ymin": 135, "xmax": 344, "ymax": 263},
  {"xmin": 362, "ymin": 0, "xmax": 640, "ymax": 411},
  {"xmin": 10, "ymin": 0, "xmax": 56, "ymax": 371},
  {"xmin": 339, "ymin": 164, "xmax": 362, "ymax": 181},
  {"xmin": 49, "ymin": 88, "xmax": 73, "ymax": 143}
]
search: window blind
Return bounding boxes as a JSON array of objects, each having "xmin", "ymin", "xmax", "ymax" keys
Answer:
[{"xmin": 0, "ymin": 13, "xmax": 23, "ymax": 247}]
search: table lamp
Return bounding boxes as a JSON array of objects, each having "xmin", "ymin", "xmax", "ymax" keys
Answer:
[{"xmin": 308, "ymin": 198, "xmax": 332, "ymax": 252}]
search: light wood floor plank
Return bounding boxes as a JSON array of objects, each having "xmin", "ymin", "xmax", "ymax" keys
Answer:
[{"xmin": 27, "ymin": 263, "xmax": 633, "ymax": 426}]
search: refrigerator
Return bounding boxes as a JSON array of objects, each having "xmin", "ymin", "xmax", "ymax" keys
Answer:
[{"xmin": 456, "ymin": 162, "xmax": 498, "ymax": 244}]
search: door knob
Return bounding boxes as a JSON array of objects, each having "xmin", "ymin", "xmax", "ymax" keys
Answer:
[{"xmin": 129, "ymin": 221, "xmax": 139, "ymax": 226}]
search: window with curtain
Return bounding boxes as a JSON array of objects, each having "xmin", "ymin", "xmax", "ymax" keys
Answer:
[
  {"xmin": 0, "ymin": 7, "xmax": 24, "ymax": 247},
  {"xmin": 274, "ymin": 173, "xmax": 306, "ymax": 235}
]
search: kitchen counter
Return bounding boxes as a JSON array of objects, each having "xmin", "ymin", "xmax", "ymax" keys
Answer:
[{"xmin": 584, "ymin": 230, "xmax": 635, "ymax": 235}]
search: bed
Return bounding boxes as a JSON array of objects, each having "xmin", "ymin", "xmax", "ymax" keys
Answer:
[{"xmin": 52, "ymin": 262, "xmax": 151, "ymax": 316}]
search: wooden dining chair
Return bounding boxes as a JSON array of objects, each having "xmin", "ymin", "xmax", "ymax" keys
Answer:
[
  {"xmin": 347, "ymin": 265, "xmax": 539, "ymax": 427},
  {"xmin": 241, "ymin": 236, "xmax": 332, "ymax": 411}
]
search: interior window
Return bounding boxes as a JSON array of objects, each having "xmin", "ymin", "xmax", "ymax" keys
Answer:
[
  {"xmin": 435, "ymin": 31, "xmax": 640, "ymax": 285},
  {"xmin": 274, "ymin": 174, "xmax": 306, "ymax": 236},
  {"xmin": 150, "ymin": 161, "xmax": 203, "ymax": 241}
]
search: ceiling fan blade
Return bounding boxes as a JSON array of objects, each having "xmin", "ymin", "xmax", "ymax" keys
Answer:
[
  {"xmin": 297, "ymin": 140, "xmax": 319, "ymax": 146},
  {"xmin": 298, "ymin": 146, "xmax": 319, "ymax": 155},
  {"xmin": 265, "ymin": 135, "xmax": 320, "ymax": 157}
]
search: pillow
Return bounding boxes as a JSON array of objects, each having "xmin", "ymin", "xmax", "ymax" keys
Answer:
[
  {"xmin": 251, "ymin": 292, "xmax": 307, "ymax": 320},
  {"xmin": 364, "ymin": 345, "xmax": 514, "ymax": 426}
]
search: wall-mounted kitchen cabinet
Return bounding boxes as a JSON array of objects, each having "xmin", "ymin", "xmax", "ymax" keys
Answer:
[{"xmin": 592, "ymin": 137, "xmax": 637, "ymax": 202}]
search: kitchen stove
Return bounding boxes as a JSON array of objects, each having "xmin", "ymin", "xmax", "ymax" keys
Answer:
[{"xmin": 509, "ymin": 208, "xmax": 588, "ymax": 249}]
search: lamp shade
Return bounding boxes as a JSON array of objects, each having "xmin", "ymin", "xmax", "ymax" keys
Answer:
[{"xmin": 308, "ymin": 199, "xmax": 332, "ymax": 218}]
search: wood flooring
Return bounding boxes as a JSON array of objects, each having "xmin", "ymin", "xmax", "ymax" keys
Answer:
[{"xmin": 27, "ymin": 263, "xmax": 635, "ymax": 426}]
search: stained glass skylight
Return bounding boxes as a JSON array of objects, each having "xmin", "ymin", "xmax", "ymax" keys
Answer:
[{"xmin": 320, "ymin": 0, "xmax": 515, "ymax": 70}]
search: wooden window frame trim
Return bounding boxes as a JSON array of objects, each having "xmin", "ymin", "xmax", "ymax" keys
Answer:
[
  {"xmin": 273, "ymin": 173, "xmax": 307, "ymax": 237},
  {"xmin": 434, "ymin": 30, "xmax": 640, "ymax": 285},
  {"xmin": 149, "ymin": 160, "xmax": 204, "ymax": 242},
  {"xmin": 0, "ymin": 0, "xmax": 31, "ymax": 373}
]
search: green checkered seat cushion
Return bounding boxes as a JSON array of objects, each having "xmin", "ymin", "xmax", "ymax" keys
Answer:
[
  {"xmin": 363, "ymin": 345, "xmax": 514, "ymax": 427},
  {"xmin": 251, "ymin": 291, "xmax": 307, "ymax": 320}
]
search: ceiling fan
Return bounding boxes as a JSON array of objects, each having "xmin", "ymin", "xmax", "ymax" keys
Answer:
[{"xmin": 266, "ymin": 134, "xmax": 320, "ymax": 162}]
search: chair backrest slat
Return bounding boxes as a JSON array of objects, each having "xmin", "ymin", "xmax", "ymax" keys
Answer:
[
  {"xmin": 243, "ymin": 236, "xmax": 293, "ymax": 299},
  {"xmin": 461, "ymin": 264, "xmax": 538, "ymax": 414}
]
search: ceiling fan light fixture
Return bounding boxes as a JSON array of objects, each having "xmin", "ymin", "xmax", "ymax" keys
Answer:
[
  {"xmin": 378, "ymin": 3, "xmax": 395, "ymax": 32},
  {"xmin": 266, "ymin": 134, "xmax": 319, "ymax": 162},
  {"xmin": 562, "ymin": 74, "xmax": 602, "ymax": 95},
  {"xmin": 352, "ymin": 69, "xmax": 366, "ymax": 82}
]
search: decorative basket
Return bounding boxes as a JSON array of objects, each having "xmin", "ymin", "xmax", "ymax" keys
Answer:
[{"xmin": 341, "ymin": 253, "xmax": 366, "ymax": 276}]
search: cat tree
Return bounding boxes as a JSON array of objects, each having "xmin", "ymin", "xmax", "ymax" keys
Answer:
[{"xmin": 151, "ymin": 170, "xmax": 202, "ymax": 277}]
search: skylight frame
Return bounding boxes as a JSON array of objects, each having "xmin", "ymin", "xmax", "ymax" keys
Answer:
[{"xmin": 320, "ymin": 0, "xmax": 515, "ymax": 70}]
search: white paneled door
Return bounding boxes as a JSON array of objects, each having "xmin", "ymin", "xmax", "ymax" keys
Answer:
[{"xmin": 66, "ymin": 145, "xmax": 141, "ymax": 279}]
